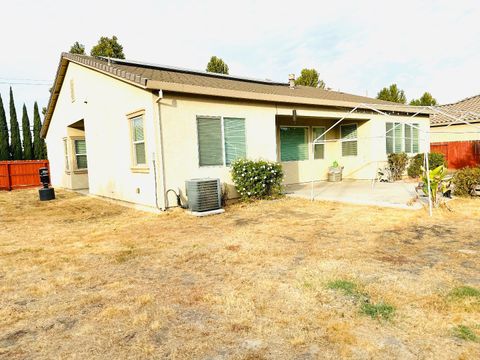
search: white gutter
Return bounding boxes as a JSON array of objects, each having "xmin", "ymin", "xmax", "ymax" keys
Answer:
[{"xmin": 154, "ymin": 90, "xmax": 168, "ymax": 211}]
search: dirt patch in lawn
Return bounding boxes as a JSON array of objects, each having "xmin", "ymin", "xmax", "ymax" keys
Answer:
[{"xmin": 0, "ymin": 190, "xmax": 479, "ymax": 359}]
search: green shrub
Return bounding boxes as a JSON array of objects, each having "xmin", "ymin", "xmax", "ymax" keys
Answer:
[
  {"xmin": 231, "ymin": 159, "xmax": 283, "ymax": 200},
  {"xmin": 452, "ymin": 167, "xmax": 480, "ymax": 196},
  {"xmin": 407, "ymin": 152, "xmax": 446, "ymax": 178},
  {"xmin": 388, "ymin": 153, "xmax": 408, "ymax": 180}
]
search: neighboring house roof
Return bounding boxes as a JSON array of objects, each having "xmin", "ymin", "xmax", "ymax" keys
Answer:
[
  {"xmin": 430, "ymin": 95, "xmax": 480, "ymax": 127},
  {"xmin": 41, "ymin": 53, "xmax": 431, "ymax": 137}
]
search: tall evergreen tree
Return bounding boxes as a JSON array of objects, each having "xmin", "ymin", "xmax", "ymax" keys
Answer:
[
  {"xmin": 0, "ymin": 94, "xmax": 9, "ymax": 160},
  {"xmin": 33, "ymin": 102, "xmax": 47, "ymax": 160},
  {"xmin": 21, "ymin": 104, "xmax": 33, "ymax": 160},
  {"xmin": 9, "ymin": 87, "xmax": 23, "ymax": 160}
]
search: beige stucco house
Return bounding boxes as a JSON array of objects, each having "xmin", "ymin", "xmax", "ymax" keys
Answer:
[
  {"xmin": 42, "ymin": 53, "xmax": 431, "ymax": 211},
  {"xmin": 430, "ymin": 95, "xmax": 480, "ymax": 143}
]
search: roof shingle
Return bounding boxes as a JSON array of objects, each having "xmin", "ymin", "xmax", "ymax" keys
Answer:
[{"xmin": 431, "ymin": 95, "xmax": 480, "ymax": 126}]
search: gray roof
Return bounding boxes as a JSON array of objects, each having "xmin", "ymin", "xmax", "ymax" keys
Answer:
[
  {"xmin": 430, "ymin": 95, "xmax": 480, "ymax": 126},
  {"xmin": 42, "ymin": 53, "xmax": 432, "ymax": 137}
]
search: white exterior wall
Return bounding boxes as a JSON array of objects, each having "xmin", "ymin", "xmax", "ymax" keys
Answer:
[
  {"xmin": 158, "ymin": 97, "xmax": 430, "ymax": 197},
  {"xmin": 46, "ymin": 62, "xmax": 431, "ymax": 209},
  {"xmin": 276, "ymin": 107, "xmax": 430, "ymax": 183},
  {"xmin": 158, "ymin": 96, "xmax": 277, "ymax": 201},
  {"xmin": 45, "ymin": 63, "xmax": 160, "ymax": 208}
]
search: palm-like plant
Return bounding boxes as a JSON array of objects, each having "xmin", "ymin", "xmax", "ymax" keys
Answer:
[{"xmin": 420, "ymin": 165, "xmax": 448, "ymax": 207}]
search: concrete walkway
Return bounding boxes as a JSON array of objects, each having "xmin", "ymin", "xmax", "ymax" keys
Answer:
[{"xmin": 285, "ymin": 180, "xmax": 426, "ymax": 210}]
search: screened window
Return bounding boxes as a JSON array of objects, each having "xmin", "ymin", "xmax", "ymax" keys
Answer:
[
  {"xmin": 386, "ymin": 122, "xmax": 419, "ymax": 154},
  {"xmin": 74, "ymin": 139, "xmax": 88, "ymax": 169},
  {"xmin": 131, "ymin": 115, "xmax": 146, "ymax": 166},
  {"xmin": 312, "ymin": 127, "xmax": 326, "ymax": 159},
  {"xmin": 341, "ymin": 124, "xmax": 358, "ymax": 156},
  {"xmin": 63, "ymin": 138, "xmax": 69, "ymax": 171},
  {"xmin": 280, "ymin": 127, "xmax": 308, "ymax": 161},
  {"xmin": 197, "ymin": 116, "xmax": 246, "ymax": 166}
]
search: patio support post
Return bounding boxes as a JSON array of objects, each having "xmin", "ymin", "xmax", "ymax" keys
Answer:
[{"xmin": 424, "ymin": 150, "xmax": 433, "ymax": 216}]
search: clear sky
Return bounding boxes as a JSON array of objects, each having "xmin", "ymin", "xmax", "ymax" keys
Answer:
[{"xmin": 0, "ymin": 0, "xmax": 479, "ymax": 120}]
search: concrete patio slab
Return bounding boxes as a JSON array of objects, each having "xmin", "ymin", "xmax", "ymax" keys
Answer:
[{"xmin": 285, "ymin": 180, "xmax": 426, "ymax": 210}]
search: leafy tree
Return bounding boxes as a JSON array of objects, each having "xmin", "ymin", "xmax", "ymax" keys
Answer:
[
  {"xmin": 33, "ymin": 102, "xmax": 47, "ymax": 159},
  {"xmin": 9, "ymin": 88, "xmax": 22, "ymax": 160},
  {"xmin": 295, "ymin": 68, "xmax": 326, "ymax": 89},
  {"xmin": 69, "ymin": 41, "xmax": 86, "ymax": 55},
  {"xmin": 206, "ymin": 56, "xmax": 229, "ymax": 74},
  {"xmin": 0, "ymin": 94, "xmax": 9, "ymax": 160},
  {"xmin": 376, "ymin": 84, "xmax": 407, "ymax": 104},
  {"xmin": 90, "ymin": 35, "xmax": 125, "ymax": 59},
  {"xmin": 410, "ymin": 92, "xmax": 437, "ymax": 106},
  {"xmin": 21, "ymin": 104, "xmax": 33, "ymax": 160}
]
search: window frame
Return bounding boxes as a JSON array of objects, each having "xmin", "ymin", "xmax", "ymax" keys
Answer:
[
  {"xmin": 70, "ymin": 137, "xmax": 88, "ymax": 172},
  {"xmin": 386, "ymin": 122, "xmax": 420, "ymax": 155},
  {"xmin": 127, "ymin": 110, "xmax": 149, "ymax": 173},
  {"xmin": 340, "ymin": 123, "xmax": 358, "ymax": 157},
  {"xmin": 196, "ymin": 115, "xmax": 247, "ymax": 168},
  {"xmin": 312, "ymin": 126, "xmax": 326, "ymax": 160},
  {"xmin": 63, "ymin": 137, "xmax": 70, "ymax": 172},
  {"xmin": 279, "ymin": 125, "xmax": 309, "ymax": 162}
]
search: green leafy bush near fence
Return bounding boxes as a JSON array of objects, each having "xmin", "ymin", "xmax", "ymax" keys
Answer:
[
  {"xmin": 407, "ymin": 152, "xmax": 446, "ymax": 178},
  {"xmin": 231, "ymin": 159, "xmax": 283, "ymax": 200},
  {"xmin": 452, "ymin": 167, "xmax": 480, "ymax": 196},
  {"xmin": 388, "ymin": 153, "xmax": 409, "ymax": 181}
]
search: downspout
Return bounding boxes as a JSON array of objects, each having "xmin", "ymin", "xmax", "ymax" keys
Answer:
[{"xmin": 154, "ymin": 90, "xmax": 168, "ymax": 211}]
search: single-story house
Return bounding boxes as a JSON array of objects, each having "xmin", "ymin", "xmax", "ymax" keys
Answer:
[
  {"xmin": 42, "ymin": 53, "xmax": 431, "ymax": 210},
  {"xmin": 430, "ymin": 95, "xmax": 480, "ymax": 169}
]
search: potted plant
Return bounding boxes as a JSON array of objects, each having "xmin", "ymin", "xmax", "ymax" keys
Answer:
[{"xmin": 328, "ymin": 161, "xmax": 344, "ymax": 182}]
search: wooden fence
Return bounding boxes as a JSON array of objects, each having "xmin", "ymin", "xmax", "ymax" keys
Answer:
[
  {"xmin": 0, "ymin": 160, "xmax": 49, "ymax": 191},
  {"xmin": 431, "ymin": 141, "xmax": 480, "ymax": 169}
]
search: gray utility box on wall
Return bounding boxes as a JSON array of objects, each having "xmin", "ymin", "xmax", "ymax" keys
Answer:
[{"xmin": 185, "ymin": 178, "xmax": 222, "ymax": 213}]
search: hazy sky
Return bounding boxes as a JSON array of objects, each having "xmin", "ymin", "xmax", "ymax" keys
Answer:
[{"xmin": 1, "ymin": 0, "xmax": 479, "ymax": 119}]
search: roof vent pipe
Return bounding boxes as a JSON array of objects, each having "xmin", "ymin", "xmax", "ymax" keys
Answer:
[{"xmin": 289, "ymin": 74, "xmax": 295, "ymax": 89}]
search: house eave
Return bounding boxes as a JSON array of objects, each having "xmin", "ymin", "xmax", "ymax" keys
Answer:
[
  {"xmin": 41, "ymin": 53, "xmax": 149, "ymax": 138},
  {"xmin": 146, "ymin": 79, "xmax": 432, "ymax": 115}
]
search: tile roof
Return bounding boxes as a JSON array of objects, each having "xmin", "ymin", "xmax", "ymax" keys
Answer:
[{"xmin": 430, "ymin": 95, "xmax": 480, "ymax": 126}]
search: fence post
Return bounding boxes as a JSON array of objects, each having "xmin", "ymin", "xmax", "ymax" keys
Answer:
[{"xmin": 6, "ymin": 163, "xmax": 12, "ymax": 191}]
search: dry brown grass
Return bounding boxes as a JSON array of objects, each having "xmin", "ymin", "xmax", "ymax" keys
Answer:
[{"xmin": 0, "ymin": 189, "xmax": 479, "ymax": 359}]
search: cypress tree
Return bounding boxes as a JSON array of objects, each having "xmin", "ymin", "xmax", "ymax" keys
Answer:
[
  {"xmin": 21, "ymin": 104, "xmax": 33, "ymax": 160},
  {"xmin": 0, "ymin": 94, "xmax": 9, "ymax": 160},
  {"xmin": 9, "ymin": 87, "xmax": 23, "ymax": 160},
  {"xmin": 33, "ymin": 102, "xmax": 47, "ymax": 159}
]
